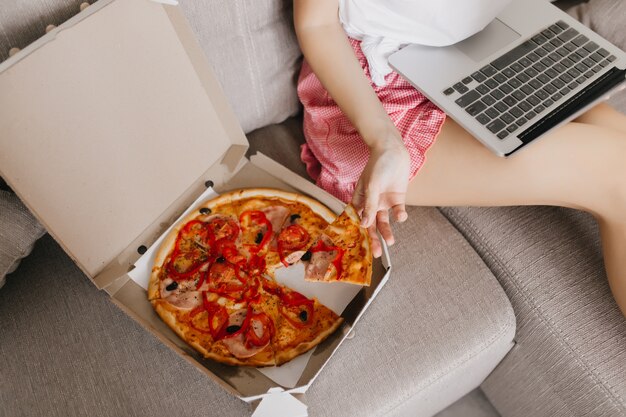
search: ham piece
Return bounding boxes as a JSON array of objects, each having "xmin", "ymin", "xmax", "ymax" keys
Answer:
[
  {"xmin": 304, "ymin": 234, "xmax": 337, "ymax": 281},
  {"xmin": 221, "ymin": 309, "xmax": 269, "ymax": 358}
]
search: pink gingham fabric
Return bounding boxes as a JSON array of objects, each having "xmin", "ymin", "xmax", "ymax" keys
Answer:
[{"xmin": 297, "ymin": 38, "xmax": 446, "ymax": 203}]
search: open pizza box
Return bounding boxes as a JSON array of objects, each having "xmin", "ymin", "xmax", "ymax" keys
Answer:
[{"xmin": 0, "ymin": 0, "xmax": 391, "ymax": 415}]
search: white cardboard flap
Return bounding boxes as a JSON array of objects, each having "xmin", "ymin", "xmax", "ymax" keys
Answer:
[{"xmin": 0, "ymin": 0, "xmax": 248, "ymax": 278}]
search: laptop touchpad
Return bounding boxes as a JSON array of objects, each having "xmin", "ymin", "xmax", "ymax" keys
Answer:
[{"xmin": 455, "ymin": 18, "xmax": 520, "ymax": 62}]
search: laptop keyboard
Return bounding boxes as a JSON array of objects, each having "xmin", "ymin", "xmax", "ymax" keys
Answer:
[{"xmin": 443, "ymin": 20, "xmax": 617, "ymax": 140}]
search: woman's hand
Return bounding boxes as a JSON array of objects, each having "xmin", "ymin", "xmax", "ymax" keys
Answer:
[{"xmin": 351, "ymin": 133, "xmax": 410, "ymax": 258}]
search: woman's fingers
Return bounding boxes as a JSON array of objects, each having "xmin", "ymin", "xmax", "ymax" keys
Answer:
[
  {"xmin": 360, "ymin": 184, "xmax": 380, "ymax": 228},
  {"xmin": 367, "ymin": 224, "xmax": 383, "ymax": 258},
  {"xmin": 391, "ymin": 203, "xmax": 408, "ymax": 223},
  {"xmin": 376, "ymin": 210, "xmax": 394, "ymax": 245}
]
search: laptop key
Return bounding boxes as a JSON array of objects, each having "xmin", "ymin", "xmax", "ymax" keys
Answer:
[
  {"xmin": 453, "ymin": 82, "xmax": 469, "ymax": 94},
  {"xmin": 525, "ymin": 110, "xmax": 537, "ymax": 120},
  {"xmin": 597, "ymin": 48, "xmax": 609, "ymax": 57},
  {"xmin": 454, "ymin": 89, "xmax": 480, "ymax": 107},
  {"xmin": 599, "ymin": 59, "xmax": 610, "ymax": 67},
  {"xmin": 491, "ymin": 40, "xmax": 537, "ymax": 70},
  {"xmin": 516, "ymin": 117, "xmax": 528, "ymax": 127},
  {"xmin": 608, "ymin": 55, "xmax": 617, "ymax": 62},
  {"xmin": 512, "ymin": 90, "xmax": 526, "ymax": 101},
  {"xmin": 497, "ymin": 131, "xmax": 509, "ymax": 139},
  {"xmin": 503, "ymin": 95, "xmax": 518, "ymax": 106},
  {"xmin": 443, "ymin": 87, "xmax": 455, "ymax": 96},
  {"xmin": 491, "ymin": 89, "xmax": 505, "ymax": 100},
  {"xmin": 559, "ymin": 73, "xmax": 573, "ymax": 83},
  {"xmin": 501, "ymin": 113, "xmax": 515, "ymax": 124},
  {"xmin": 590, "ymin": 52, "xmax": 603, "ymax": 62},
  {"xmin": 559, "ymin": 87, "xmax": 570, "ymax": 95},
  {"xmin": 471, "ymin": 71, "xmax": 487, "ymax": 82},
  {"xmin": 535, "ymin": 90, "xmax": 549, "ymax": 100},
  {"xmin": 549, "ymin": 24, "xmax": 564, "ymax": 34},
  {"xmin": 521, "ymin": 84, "xmax": 534, "ymax": 95},
  {"xmin": 543, "ymin": 99, "xmax": 554, "ymax": 108},
  {"xmin": 518, "ymin": 57, "xmax": 532, "ymax": 67},
  {"xmin": 494, "ymin": 73, "xmax": 507, "ymax": 83},
  {"xmin": 499, "ymin": 84, "xmax": 513, "ymax": 94},
  {"xmin": 508, "ymin": 78, "xmax": 522, "ymax": 89},
  {"xmin": 591, "ymin": 65, "xmax": 602, "ymax": 73},
  {"xmin": 556, "ymin": 46, "xmax": 570, "ymax": 57},
  {"xmin": 476, "ymin": 113, "xmax": 491, "ymax": 125},
  {"xmin": 543, "ymin": 43, "xmax": 556, "ymax": 53},
  {"xmin": 583, "ymin": 41, "xmax": 599, "ymax": 53},
  {"xmin": 485, "ymin": 78, "xmax": 499, "ymax": 89},
  {"xmin": 524, "ymin": 67, "xmax": 539, "ymax": 78},
  {"xmin": 574, "ymin": 63, "xmax": 588, "ymax": 72},
  {"xmin": 572, "ymin": 34, "xmax": 589, "ymax": 47},
  {"xmin": 462, "ymin": 76, "xmax": 473, "ymax": 84},
  {"xmin": 485, "ymin": 107, "xmax": 500, "ymax": 118},
  {"xmin": 550, "ymin": 38, "xmax": 563, "ymax": 47},
  {"xmin": 576, "ymin": 48, "xmax": 590, "ymax": 58},
  {"xmin": 532, "ymin": 34, "xmax": 548, "ymax": 45},
  {"xmin": 517, "ymin": 73, "xmax": 530, "ymax": 83},
  {"xmin": 487, "ymin": 119, "xmax": 506, "ymax": 133},
  {"xmin": 529, "ymin": 79, "xmax": 543, "ymax": 89},
  {"xmin": 510, "ymin": 106, "xmax": 524, "ymax": 118},
  {"xmin": 576, "ymin": 76, "xmax": 586, "ymax": 84},
  {"xmin": 503, "ymin": 67, "xmax": 516, "ymax": 78},
  {"xmin": 567, "ymin": 68, "xmax": 581, "ymax": 78},
  {"xmin": 526, "ymin": 52, "xmax": 540, "ymax": 62},
  {"xmin": 532, "ymin": 62, "xmax": 547, "ymax": 72},
  {"xmin": 534, "ymin": 104, "xmax": 545, "ymax": 113},
  {"xmin": 537, "ymin": 74, "xmax": 551, "ymax": 84},
  {"xmin": 541, "ymin": 29, "xmax": 555, "ymax": 39},
  {"xmin": 551, "ymin": 93, "xmax": 562, "ymax": 102},
  {"xmin": 507, "ymin": 124, "xmax": 519, "ymax": 133},
  {"xmin": 558, "ymin": 28, "xmax": 578, "ymax": 43},
  {"xmin": 466, "ymin": 101, "xmax": 487, "ymax": 116},
  {"xmin": 482, "ymin": 95, "xmax": 496, "ymax": 106},
  {"xmin": 556, "ymin": 20, "xmax": 569, "ymax": 30},
  {"xmin": 568, "ymin": 81, "xmax": 578, "ymax": 89},
  {"xmin": 584, "ymin": 70, "xmax": 594, "ymax": 78},
  {"xmin": 480, "ymin": 65, "xmax": 498, "ymax": 76},
  {"xmin": 569, "ymin": 53, "xmax": 582, "ymax": 63},
  {"xmin": 545, "ymin": 68, "xmax": 558, "ymax": 78},
  {"xmin": 511, "ymin": 63, "xmax": 524, "ymax": 73},
  {"xmin": 494, "ymin": 101, "xmax": 509, "ymax": 112},
  {"xmin": 527, "ymin": 95, "xmax": 540, "ymax": 106},
  {"xmin": 563, "ymin": 42, "xmax": 577, "ymax": 52},
  {"xmin": 544, "ymin": 84, "xmax": 557, "ymax": 94},
  {"xmin": 552, "ymin": 63, "xmax": 566, "ymax": 73},
  {"xmin": 560, "ymin": 57, "xmax": 574, "ymax": 68},
  {"xmin": 518, "ymin": 101, "xmax": 532, "ymax": 112},
  {"xmin": 551, "ymin": 78, "xmax": 565, "ymax": 89}
]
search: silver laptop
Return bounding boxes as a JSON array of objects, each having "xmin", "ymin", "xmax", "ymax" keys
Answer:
[{"xmin": 388, "ymin": 0, "xmax": 626, "ymax": 156}]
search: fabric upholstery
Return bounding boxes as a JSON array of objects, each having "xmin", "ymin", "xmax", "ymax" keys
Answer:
[
  {"xmin": 0, "ymin": 209, "xmax": 515, "ymax": 417},
  {"xmin": 440, "ymin": 206, "xmax": 626, "ymax": 416},
  {"xmin": 0, "ymin": 191, "xmax": 45, "ymax": 289},
  {"xmin": 178, "ymin": 0, "xmax": 302, "ymax": 133}
]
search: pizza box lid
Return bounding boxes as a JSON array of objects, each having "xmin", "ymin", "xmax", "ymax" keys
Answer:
[
  {"xmin": 0, "ymin": 0, "xmax": 248, "ymax": 287},
  {"xmin": 0, "ymin": 0, "xmax": 393, "ymax": 408}
]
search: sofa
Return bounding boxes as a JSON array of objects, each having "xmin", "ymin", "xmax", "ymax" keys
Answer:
[{"xmin": 0, "ymin": 1, "xmax": 624, "ymax": 416}]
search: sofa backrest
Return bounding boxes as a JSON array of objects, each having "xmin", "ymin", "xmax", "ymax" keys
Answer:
[{"xmin": 0, "ymin": 0, "xmax": 303, "ymax": 133}]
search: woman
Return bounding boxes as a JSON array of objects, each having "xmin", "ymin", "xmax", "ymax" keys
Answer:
[{"xmin": 294, "ymin": 0, "xmax": 626, "ymax": 315}]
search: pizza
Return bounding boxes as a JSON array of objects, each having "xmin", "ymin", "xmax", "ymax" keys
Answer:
[{"xmin": 147, "ymin": 188, "xmax": 372, "ymax": 367}]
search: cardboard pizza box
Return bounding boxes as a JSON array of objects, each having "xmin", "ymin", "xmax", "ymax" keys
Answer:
[{"xmin": 0, "ymin": 0, "xmax": 391, "ymax": 414}]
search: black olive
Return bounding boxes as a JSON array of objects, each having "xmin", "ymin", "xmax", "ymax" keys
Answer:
[
  {"xmin": 299, "ymin": 310, "xmax": 308, "ymax": 322},
  {"xmin": 165, "ymin": 281, "xmax": 178, "ymax": 291},
  {"xmin": 255, "ymin": 232, "xmax": 264, "ymax": 244},
  {"xmin": 216, "ymin": 256, "xmax": 225, "ymax": 263},
  {"xmin": 301, "ymin": 251, "xmax": 312, "ymax": 262},
  {"xmin": 226, "ymin": 325, "xmax": 241, "ymax": 334},
  {"xmin": 290, "ymin": 214, "xmax": 301, "ymax": 222},
  {"xmin": 199, "ymin": 207, "xmax": 211, "ymax": 215}
]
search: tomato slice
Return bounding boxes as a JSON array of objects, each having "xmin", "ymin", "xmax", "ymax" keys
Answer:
[
  {"xmin": 246, "ymin": 313, "xmax": 274, "ymax": 347},
  {"xmin": 206, "ymin": 217, "xmax": 240, "ymax": 242},
  {"xmin": 280, "ymin": 291, "xmax": 315, "ymax": 328},
  {"xmin": 208, "ymin": 262, "xmax": 246, "ymax": 299},
  {"xmin": 278, "ymin": 225, "xmax": 310, "ymax": 251}
]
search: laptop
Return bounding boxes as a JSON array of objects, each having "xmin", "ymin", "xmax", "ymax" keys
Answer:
[{"xmin": 388, "ymin": 0, "xmax": 626, "ymax": 156}]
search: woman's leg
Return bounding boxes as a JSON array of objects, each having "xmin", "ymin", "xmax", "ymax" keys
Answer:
[
  {"xmin": 406, "ymin": 107, "xmax": 626, "ymax": 315},
  {"xmin": 573, "ymin": 103, "xmax": 626, "ymax": 135}
]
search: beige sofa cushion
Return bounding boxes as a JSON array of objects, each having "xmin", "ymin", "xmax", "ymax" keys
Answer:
[{"xmin": 178, "ymin": 0, "xmax": 303, "ymax": 133}]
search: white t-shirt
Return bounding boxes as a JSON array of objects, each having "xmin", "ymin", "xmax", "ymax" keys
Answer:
[{"xmin": 339, "ymin": 0, "xmax": 513, "ymax": 86}]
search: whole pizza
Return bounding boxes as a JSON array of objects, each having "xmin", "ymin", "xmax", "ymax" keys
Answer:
[{"xmin": 148, "ymin": 188, "xmax": 372, "ymax": 367}]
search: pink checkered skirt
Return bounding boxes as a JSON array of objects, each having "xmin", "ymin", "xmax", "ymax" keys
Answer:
[{"xmin": 297, "ymin": 38, "xmax": 446, "ymax": 203}]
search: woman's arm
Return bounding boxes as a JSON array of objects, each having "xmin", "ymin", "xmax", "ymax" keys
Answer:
[{"xmin": 294, "ymin": 0, "xmax": 410, "ymax": 256}]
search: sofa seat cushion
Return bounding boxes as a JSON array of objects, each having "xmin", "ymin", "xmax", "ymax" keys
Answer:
[
  {"xmin": 247, "ymin": 120, "xmax": 516, "ymax": 416},
  {"xmin": 440, "ymin": 206, "xmax": 626, "ymax": 416}
]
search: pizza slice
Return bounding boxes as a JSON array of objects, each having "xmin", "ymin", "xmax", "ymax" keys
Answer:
[
  {"xmin": 151, "ymin": 291, "xmax": 276, "ymax": 366},
  {"xmin": 304, "ymin": 204, "xmax": 372, "ymax": 286},
  {"xmin": 259, "ymin": 277, "xmax": 343, "ymax": 365}
]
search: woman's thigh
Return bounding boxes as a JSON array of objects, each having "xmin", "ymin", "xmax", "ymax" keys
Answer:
[{"xmin": 406, "ymin": 112, "xmax": 626, "ymax": 219}]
